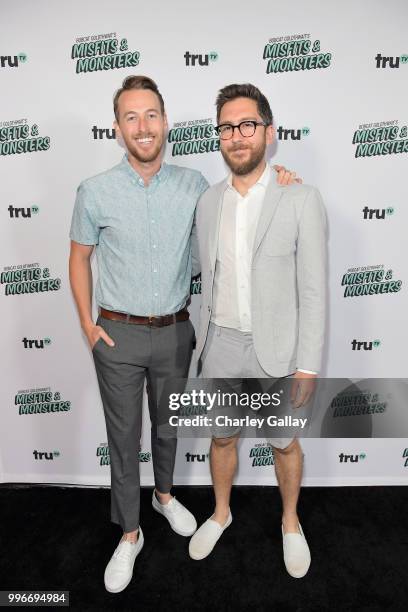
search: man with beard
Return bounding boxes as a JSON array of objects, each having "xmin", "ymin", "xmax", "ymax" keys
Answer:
[
  {"xmin": 69, "ymin": 75, "xmax": 299, "ymax": 593},
  {"xmin": 189, "ymin": 84, "xmax": 326, "ymax": 579}
]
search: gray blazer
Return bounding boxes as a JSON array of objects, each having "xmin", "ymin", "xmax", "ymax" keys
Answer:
[{"xmin": 193, "ymin": 175, "xmax": 327, "ymax": 377}]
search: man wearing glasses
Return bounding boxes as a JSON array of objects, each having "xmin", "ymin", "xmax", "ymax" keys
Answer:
[{"xmin": 189, "ymin": 83, "xmax": 327, "ymax": 578}]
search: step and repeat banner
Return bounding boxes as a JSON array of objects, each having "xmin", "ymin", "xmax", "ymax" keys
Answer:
[{"xmin": 1, "ymin": 0, "xmax": 407, "ymax": 486}]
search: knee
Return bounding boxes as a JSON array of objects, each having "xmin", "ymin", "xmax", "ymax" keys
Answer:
[
  {"xmin": 273, "ymin": 438, "xmax": 301, "ymax": 456},
  {"xmin": 212, "ymin": 435, "xmax": 238, "ymax": 450}
]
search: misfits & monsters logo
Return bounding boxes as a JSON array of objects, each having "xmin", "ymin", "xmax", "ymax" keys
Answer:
[
  {"xmin": 263, "ymin": 33, "xmax": 332, "ymax": 74},
  {"xmin": 1, "ymin": 263, "xmax": 61, "ymax": 296},
  {"xmin": 341, "ymin": 265, "xmax": 402, "ymax": 298},
  {"xmin": 96, "ymin": 443, "xmax": 151, "ymax": 466},
  {"xmin": 168, "ymin": 119, "xmax": 219, "ymax": 157},
  {"xmin": 0, "ymin": 119, "xmax": 50, "ymax": 156},
  {"xmin": 331, "ymin": 390, "xmax": 386, "ymax": 418},
  {"xmin": 352, "ymin": 120, "xmax": 408, "ymax": 158},
  {"xmin": 249, "ymin": 443, "xmax": 275, "ymax": 467},
  {"xmin": 71, "ymin": 32, "xmax": 140, "ymax": 74},
  {"xmin": 191, "ymin": 274, "xmax": 201, "ymax": 295},
  {"xmin": 14, "ymin": 387, "xmax": 71, "ymax": 416}
]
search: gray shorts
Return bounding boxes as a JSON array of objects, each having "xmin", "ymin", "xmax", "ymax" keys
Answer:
[{"xmin": 200, "ymin": 323, "xmax": 295, "ymax": 449}]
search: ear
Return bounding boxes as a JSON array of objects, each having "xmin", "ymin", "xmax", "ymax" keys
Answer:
[
  {"xmin": 113, "ymin": 119, "xmax": 124, "ymax": 146},
  {"xmin": 266, "ymin": 124, "xmax": 274, "ymax": 146}
]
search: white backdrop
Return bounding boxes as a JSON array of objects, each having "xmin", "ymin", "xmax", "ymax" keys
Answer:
[{"xmin": 1, "ymin": 0, "xmax": 407, "ymax": 487}]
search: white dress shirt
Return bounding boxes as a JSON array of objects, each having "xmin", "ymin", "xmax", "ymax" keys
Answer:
[{"xmin": 211, "ymin": 163, "xmax": 316, "ymax": 375}]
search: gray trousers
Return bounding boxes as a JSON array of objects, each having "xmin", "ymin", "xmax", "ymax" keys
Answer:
[
  {"xmin": 201, "ymin": 323, "xmax": 294, "ymax": 448},
  {"xmin": 92, "ymin": 314, "xmax": 195, "ymax": 532}
]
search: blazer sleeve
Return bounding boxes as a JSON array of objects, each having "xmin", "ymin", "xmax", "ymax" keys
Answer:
[
  {"xmin": 191, "ymin": 209, "xmax": 201, "ymax": 277},
  {"xmin": 295, "ymin": 186, "xmax": 327, "ymax": 373}
]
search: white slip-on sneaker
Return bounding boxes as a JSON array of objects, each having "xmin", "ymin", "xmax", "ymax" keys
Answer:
[
  {"xmin": 189, "ymin": 512, "xmax": 232, "ymax": 560},
  {"xmin": 104, "ymin": 527, "xmax": 144, "ymax": 593},
  {"xmin": 281, "ymin": 522, "xmax": 311, "ymax": 578},
  {"xmin": 152, "ymin": 491, "xmax": 197, "ymax": 536}
]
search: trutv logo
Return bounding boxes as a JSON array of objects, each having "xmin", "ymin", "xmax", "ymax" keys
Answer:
[
  {"xmin": 22, "ymin": 337, "xmax": 51, "ymax": 349},
  {"xmin": 363, "ymin": 206, "xmax": 394, "ymax": 220},
  {"xmin": 351, "ymin": 339, "xmax": 381, "ymax": 351},
  {"xmin": 277, "ymin": 126, "xmax": 310, "ymax": 141},
  {"xmin": 33, "ymin": 450, "xmax": 60, "ymax": 461},
  {"xmin": 403, "ymin": 448, "xmax": 408, "ymax": 467},
  {"xmin": 339, "ymin": 452, "xmax": 366, "ymax": 463},
  {"xmin": 92, "ymin": 126, "xmax": 115, "ymax": 140},
  {"xmin": 184, "ymin": 51, "xmax": 218, "ymax": 66},
  {"xmin": 375, "ymin": 53, "xmax": 408, "ymax": 68},
  {"xmin": 8, "ymin": 205, "xmax": 39, "ymax": 218},
  {"xmin": 185, "ymin": 452, "xmax": 208, "ymax": 463},
  {"xmin": 0, "ymin": 53, "xmax": 28, "ymax": 68}
]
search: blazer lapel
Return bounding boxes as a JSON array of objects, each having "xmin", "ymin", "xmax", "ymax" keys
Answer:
[
  {"xmin": 252, "ymin": 180, "xmax": 284, "ymax": 257},
  {"xmin": 209, "ymin": 179, "xmax": 228, "ymax": 268}
]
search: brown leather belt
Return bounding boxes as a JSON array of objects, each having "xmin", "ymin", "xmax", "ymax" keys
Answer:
[{"xmin": 100, "ymin": 307, "xmax": 189, "ymax": 327}]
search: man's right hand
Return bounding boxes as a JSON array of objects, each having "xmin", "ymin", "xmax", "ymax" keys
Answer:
[{"xmin": 84, "ymin": 323, "xmax": 115, "ymax": 350}]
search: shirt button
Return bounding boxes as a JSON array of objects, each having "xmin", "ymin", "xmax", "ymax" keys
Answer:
[
  {"xmin": 151, "ymin": 219, "xmax": 155, "ymax": 224},
  {"xmin": 138, "ymin": 178, "xmax": 143, "ymax": 186},
  {"xmin": 154, "ymin": 292, "xmax": 158, "ymax": 297},
  {"xmin": 153, "ymin": 244, "xmax": 157, "ymax": 248},
  {"xmin": 154, "ymin": 269, "xmax": 157, "ymax": 273}
]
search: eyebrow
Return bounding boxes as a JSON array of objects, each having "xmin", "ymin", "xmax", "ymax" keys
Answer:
[
  {"xmin": 219, "ymin": 117, "xmax": 259, "ymax": 124},
  {"xmin": 124, "ymin": 108, "xmax": 160, "ymax": 116}
]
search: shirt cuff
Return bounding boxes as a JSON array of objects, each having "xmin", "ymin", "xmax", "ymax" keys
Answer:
[{"xmin": 296, "ymin": 368, "xmax": 318, "ymax": 375}]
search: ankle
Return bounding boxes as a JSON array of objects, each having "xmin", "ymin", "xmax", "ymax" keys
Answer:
[
  {"xmin": 282, "ymin": 513, "xmax": 299, "ymax": 532},
  {"xmin": 122, "ymin": 529, "xmax": 138, "ymax": 544},
  {"xmin": 213, "ymin": 507, "xmax": 230, "ymax": 525},
  {"xmin": 155, "ymin": 489, "xmax": 172, "ymax": 505}
]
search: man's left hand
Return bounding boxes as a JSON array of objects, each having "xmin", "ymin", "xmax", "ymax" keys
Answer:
[
  {"xmin": 290, "ymin": 371, "xmax": 316, "ymax": 408},
  {"xmin": 273, "ymin": 164, "xmax": 303, "ymax": 186}
]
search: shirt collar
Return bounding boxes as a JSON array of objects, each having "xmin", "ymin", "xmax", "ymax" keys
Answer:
[
  {"xmin": 227, "ymin": 162, "xmax": 271, "ymax": 193},
  {"xmin": 121, "ymin": 154, "xmax": 169, "ymax": 185}
]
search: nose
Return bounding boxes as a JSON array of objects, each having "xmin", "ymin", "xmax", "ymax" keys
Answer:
[
  {"xmin": 231, "ymin": 125, "xmax": 242, "ymax": 143},
  {"xmin": 137, "ymin": 116, "xmax": 147, "ymax": 133},
  {"xmin": 231, "ymin": 125, "xmax": 242, "ymax": 142}
]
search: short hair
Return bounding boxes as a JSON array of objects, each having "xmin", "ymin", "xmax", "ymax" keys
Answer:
[
  {"xmin": 113, "ymin": 75, "xmax": 165, "ymax": 121},
  {"xmin": 216, "ymin": 83, "xmax": 273, "ymax": 125}
]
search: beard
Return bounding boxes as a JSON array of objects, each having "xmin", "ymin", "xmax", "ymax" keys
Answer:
[
  {"xmin": 124, "ymin": 132, "xmax": 164, "ymax": 163},
  {"xmin": 221, "ymin": 140, "xmax": 266, "ymax": 176}
]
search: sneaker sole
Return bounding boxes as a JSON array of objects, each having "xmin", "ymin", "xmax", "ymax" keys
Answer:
[
  {"xmin": 188, "ymin": 547, "xmax": 214, "ymax": 561},
  {"xmin": 105, "ymin": 574, "xmax": 133, "ymax": 594}
]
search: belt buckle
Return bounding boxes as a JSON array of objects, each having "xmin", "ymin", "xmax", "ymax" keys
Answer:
[{"xmin": 148, "ymin": 315, "xmax": 159, "ymax": 327}]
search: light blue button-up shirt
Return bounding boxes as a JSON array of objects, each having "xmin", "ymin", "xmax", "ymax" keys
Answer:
[{"xmin": 70, "ymin": 155, "xmax": 209, "ymax": 315}]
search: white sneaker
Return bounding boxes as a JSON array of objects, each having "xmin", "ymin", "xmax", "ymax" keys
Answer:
[
  {"xmin": 189, "ymin": 512, "xmax": 232, "ymax": 560},
  {"xmin": 152, "ymin": 491, "xmax": 197, "ymax": 536},
  {"xmin": 104, "ymin": 527, "xmax": 144, "ymax": 593},
  {"xmin": 281, "ymin": 522, "xmax": 311, "ymax": 578}
]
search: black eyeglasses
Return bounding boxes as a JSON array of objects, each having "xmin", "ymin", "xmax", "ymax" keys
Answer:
[{"xmin": 215, "ymin": 120, "xmax": 268, "ymax": 140}]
